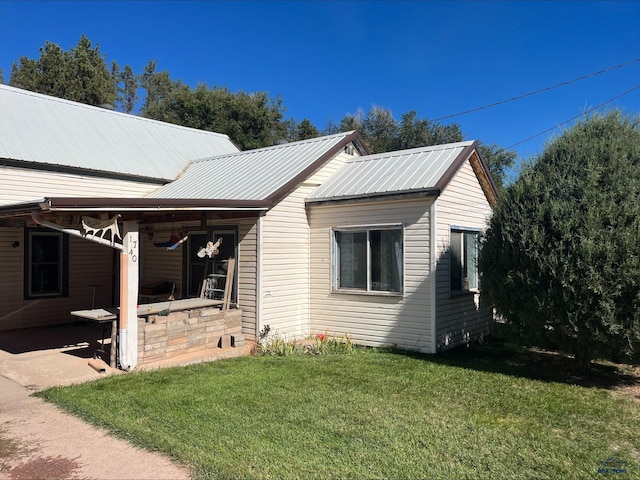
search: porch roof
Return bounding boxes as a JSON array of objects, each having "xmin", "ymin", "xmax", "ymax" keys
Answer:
[{"xmin": 0, "ymin": 196, "xmax": 269, "ymax": 220}]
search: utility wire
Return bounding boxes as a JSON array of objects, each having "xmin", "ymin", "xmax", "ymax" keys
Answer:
[
  {"xmin": 506, "ymin": 83, "xmax": 640, "ymax": 150},
  {"xmin": 433, "ymin": 57, "xmax": 640, "ymax": 122}
]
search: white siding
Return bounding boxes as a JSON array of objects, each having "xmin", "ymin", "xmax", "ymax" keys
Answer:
[
  {"xmin": 434, "ymin": 159, "xmax": 493, "ymax": 350},
  {"xmin": 139, "ymin": 222, "xmax": 185, "ymax": 297},
  {"xmin": 308, "ymin": 198, "xmax": 435, "ymax": 352},
  {"xmin": 0, "ymin": 166, "xmax": 161, "ymax": 206},
  {"xmin": 236, "ymin": 218, "xmax": 258, "ymax": 338},
  {"xmin": 0, "ymin": 228, "xmax": 114, "ymax": 331},
  {"xmin": 258, "ymin": 149, "xmax": 357, "ymax": 339}
]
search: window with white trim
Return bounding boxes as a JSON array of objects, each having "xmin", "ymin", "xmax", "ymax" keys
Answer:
[
  {"xmin": 25, "ymin": 229, "xmax": 69, "ymax": 299},
  {"xmin": 450, "ymin": 229, "xmax": 479, "ymax": 293},
  {"xmin": 334, "ymin": 226, "xmax": 403, "ymax": 294}
]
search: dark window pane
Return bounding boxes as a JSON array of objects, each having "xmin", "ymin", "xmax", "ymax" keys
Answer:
[
  {"xmin": 450, "ymin": 231, "xmax": 462, "ymax": 291},
  {"xmin": 370, "ymin": 229, "xmax": 402, "ymax": 292},
  {"xmin": 29, "ymin": 233, "xmax": 61, "ymax": 296},
  {"xmin": 31, "ymin": 263, "xmax": 60, "ymax": 294},
  {"xmin": 188, "ymin": 233, "xmax": 208, "ymax": 296},
  {"xmin": 337, "ymin": 231, "xmax": 367, "ymax": 289},
  {"xmin": 464, "ymin": 232, "xmax": 478, "ymax": 290}
]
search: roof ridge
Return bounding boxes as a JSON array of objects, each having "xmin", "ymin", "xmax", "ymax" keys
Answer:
[
  {"xmin": 191, "ymin": 130, "xmax": 356, "ymax": 164},
  {"xmin": 346, "ymin": 140, "xmax": 475, "ymax": 163}
]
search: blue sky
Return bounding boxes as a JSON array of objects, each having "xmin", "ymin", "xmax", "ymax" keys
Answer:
[{"xmin": 1, "ymin": 1, "xmax": 639, "ymax": 162}]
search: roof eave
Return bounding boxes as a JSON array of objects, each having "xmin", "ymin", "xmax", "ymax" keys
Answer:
[
  {"xmin": 0, "ymin": 197, "xmax": 269, "ymax": 219},
  {"xmin": 433, "ymin": 140, "xmax": 499, "ymax": 207},
  {"xmin": 41, "ymin": 197, "xmax": 270, "ymax": 212},
  {"xmin": 306, "ymin": 188, "xmax": 440, "ymax": 207}
]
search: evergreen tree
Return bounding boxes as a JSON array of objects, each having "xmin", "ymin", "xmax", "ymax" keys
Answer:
[
  {"xmin": 479, "ymin": 111, "xmax": 640, "ymax": 371},
  {"xmin": 10, "ymin": 35, "xmax": 116, "ymax": 108}
]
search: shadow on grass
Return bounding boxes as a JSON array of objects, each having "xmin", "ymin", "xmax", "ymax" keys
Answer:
[{"xmin": 384, "ymin": 325, "xmax": 640, "ymax": 396}]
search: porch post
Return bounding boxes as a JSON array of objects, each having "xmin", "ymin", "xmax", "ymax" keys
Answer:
[{"xmin": 118, "ymin": 221, "xmax": 139, "ymax": 370}]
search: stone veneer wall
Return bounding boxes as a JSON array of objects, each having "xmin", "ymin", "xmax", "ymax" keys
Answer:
[{"xmin": 137, "ymin": 307, "xmax": 245, "ymax": 367}]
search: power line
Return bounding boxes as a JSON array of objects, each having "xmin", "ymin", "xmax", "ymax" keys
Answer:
[
  {"xmin": 506, "ymin": 83, "xmax": 640, "ymax": 150},
  {"xmin": 433, "ymin": 57, "xmax": 640, "ymax": 122}
]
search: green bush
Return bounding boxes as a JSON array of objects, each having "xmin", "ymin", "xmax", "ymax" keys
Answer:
[{"xmin": 479, "ymin": 111, "xmax": 640, "ymax": 372}]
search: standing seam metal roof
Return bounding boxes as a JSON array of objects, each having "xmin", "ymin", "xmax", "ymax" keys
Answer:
[
  {"xmin": 306, "ymin": 141, "xmax": 476, "ymax": 202},
  {"xmin": 0, "ymin": 84, "xmax": 239, "ymax": 181},
  {"xmin": 149, "ymin": 132, "xmax": 359, "ymax": 201}
]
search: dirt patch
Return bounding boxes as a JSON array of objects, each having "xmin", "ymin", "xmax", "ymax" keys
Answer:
[
  {"xmin": 0, "ymin": 430, "xmax": 22, "ymax": 474},
  {"xmin": 7, "ymin": 455, "xmax": 85, "ymax": 480}
]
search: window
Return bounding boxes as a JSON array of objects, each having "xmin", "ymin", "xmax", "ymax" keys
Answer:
[
  {"xmin": 334, "ymin": 226, "xmax": 403, "ymax": 294},
  {"xmin": 184, "ymin": 227, "xmax": 237, "ymax": 303},
  {"xmin": 450, "ymin": 229, "xmax": 479, "ymax": 293},
  {"xmin": 25, "ymin": 229, "xmax": 69, "ymax": 298}
]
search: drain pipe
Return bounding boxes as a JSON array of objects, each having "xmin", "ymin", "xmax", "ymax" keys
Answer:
[{"xmin": 30, "ymin": 213, "xmax": 126, "ymax": 252}]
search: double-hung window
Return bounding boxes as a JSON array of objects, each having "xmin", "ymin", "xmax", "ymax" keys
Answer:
[
  {"xmin": 25, "ymin": 229, "xmax": 69, "ymax": 299},
  {"xmin": 334, "ymin": 226, "xmax": 403, "ymax": 294},
  {"xmin": 450, "ymin": 228, "xmax": 479, "ymax": 293}
]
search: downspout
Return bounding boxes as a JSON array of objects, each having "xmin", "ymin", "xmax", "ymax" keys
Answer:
[
  {"xmin": 31, "ymin": 213, "xmax": 126, "ymax": 253},
  {"xmin": 256, "ymin": 213, "xmax": 264, "ymax": 341},
  {"xmin": 429, "ymin": 200, "xmax": 438, "ymax": 354},
  {"xmin": 118, "ymin": 221, "xmax": 139, "ymax": 371}
]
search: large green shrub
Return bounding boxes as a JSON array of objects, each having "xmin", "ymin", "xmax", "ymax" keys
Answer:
[{"xmin": 479, "ymin": 111, "xmax": 640, "ymax": 371}]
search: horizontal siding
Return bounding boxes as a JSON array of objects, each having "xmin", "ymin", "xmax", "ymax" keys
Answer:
[
  {"xmin": 260, "ymin": 186, "xmax": 312, "ymax": 338},
  {"xmin": 0, "ymin": 166, "xmax": 160, "ymax": 206},
  {"xmin": 308, "ymin": 198, "xmax": 434, "ymax": 352},
  {"xmin": 140, "ymin": 228, "xmax": 183, "ymax": 298},
  {"xmin": 258, "ymin": 150, "xmax": 356, "ymax": 340},
  {"xmin": 1, "ymin": 217, "xmax": 259, "ymax": 339},
  {"xmin": 0, "ymin": 229, "xmax": 114, "ymax": 331},
  {"xmin": 434, "ymin": 159, "xmax": 493, "ymax": 350},
  {"xmin": 236, "ymin": 218, "xmax": 258, "ymax": 338}
]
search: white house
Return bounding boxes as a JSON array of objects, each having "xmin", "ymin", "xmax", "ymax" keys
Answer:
[
  {"xmin": 306, "ymin": 142, "xmax": 498, "ymax": 352},
  {"xmin": 0, "ymin": 84, "xmax": 497, "ymax": 369}
]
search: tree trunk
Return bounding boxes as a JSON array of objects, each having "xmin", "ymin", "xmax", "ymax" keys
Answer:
[
  {"xmin": 573, "ymin": 336, "xmax": 593, "ymax": 374},
  {"xmin": 573, "ymin": 350, "xmax": 592, "ymax": 374}
]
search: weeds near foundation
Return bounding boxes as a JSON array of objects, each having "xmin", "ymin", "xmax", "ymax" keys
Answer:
[{"xmin": 256, "ymin": 331, "xmax": 362, "ymax": 356}]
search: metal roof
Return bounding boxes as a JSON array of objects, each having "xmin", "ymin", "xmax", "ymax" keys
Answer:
[
  {"xmin": 150, "ymin": 131, "xmax": 363, "ymax": 203},
  {"xmin": 0, "ymin": 84, "xmax": 239, "ymax": 181},
  {"xmin": 306, "ymin": 141, "xmax": 477, "ymax": 203}
]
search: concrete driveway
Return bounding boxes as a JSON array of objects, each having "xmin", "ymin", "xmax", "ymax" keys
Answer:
[{"xmin": 0, "ymin": 323, "xmax": 191, "ymax": 479}]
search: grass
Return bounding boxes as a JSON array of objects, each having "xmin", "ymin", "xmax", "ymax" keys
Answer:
[{"xmin": 37, "ymin": 337, "xmax": 640, "ymax": 480}]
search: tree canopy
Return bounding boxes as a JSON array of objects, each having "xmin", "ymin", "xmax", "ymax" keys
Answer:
[
  {"xmin": 6, "ymin": 35, "xmax": 517, "ymax": 186},
  {"xmin": 478, "ymin": 111, "xmax": 640, "ymax": 371},
  {"xmin": 10, "ymin": 35, "xmax": 119, "ymax": 108}
]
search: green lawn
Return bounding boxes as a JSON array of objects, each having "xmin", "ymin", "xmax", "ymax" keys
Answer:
[{"xmin": 38, "ymin": 341, "xmax": 640, "ymax": 480}]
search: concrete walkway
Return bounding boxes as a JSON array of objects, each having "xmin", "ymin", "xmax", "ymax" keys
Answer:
[{"xmin": 0, "ymin": 324, "xmax": 191, "ymax": 479}]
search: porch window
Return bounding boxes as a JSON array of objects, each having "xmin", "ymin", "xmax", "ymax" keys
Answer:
[
  {"xmin": 184, "ymin": 228, "xmax": 237, "ymax": 303},
  {"xmin": 450, "ymin": 229, "xmax": 479, "ymax": 293},
  {"xmin": 25, "ymin": 229, "xmax": 69, "ymax": 299},
  {"xmin": 334, "ymin": 226, "xmax": 403, "ymax": 294}
]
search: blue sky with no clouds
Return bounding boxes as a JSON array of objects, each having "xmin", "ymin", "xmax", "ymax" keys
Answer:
[{"xmin": 1, "ymin": 1, "xmax": 639, "ymax": 163}]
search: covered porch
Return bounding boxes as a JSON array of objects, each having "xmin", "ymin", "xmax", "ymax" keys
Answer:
[{"xmin": 0, "ymin": 196, "xmax": 265, "ymax": 372}]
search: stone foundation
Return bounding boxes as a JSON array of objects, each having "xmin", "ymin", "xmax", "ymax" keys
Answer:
[{"xmin": 137, "ymin": 307, "xmax": 245, "ymax": 367}]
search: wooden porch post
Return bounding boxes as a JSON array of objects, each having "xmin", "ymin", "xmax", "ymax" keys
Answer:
[{"xmin": 118, "ymin": 221, "xmax": 139, "ymax": 370}]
